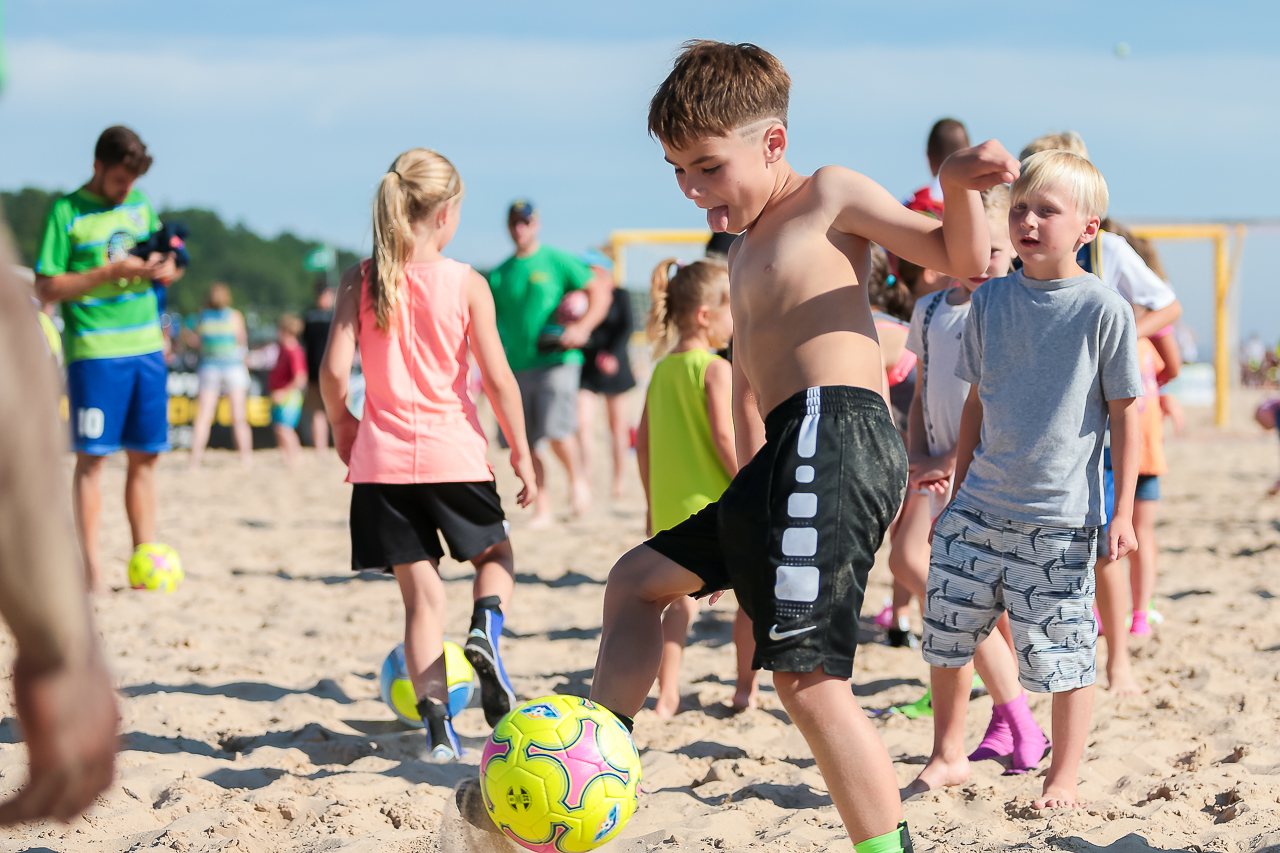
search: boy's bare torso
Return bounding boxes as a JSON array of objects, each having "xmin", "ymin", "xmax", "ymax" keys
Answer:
[{"xmin": 730, "ymin": 170, "xmax": 885, "ymax": 417}]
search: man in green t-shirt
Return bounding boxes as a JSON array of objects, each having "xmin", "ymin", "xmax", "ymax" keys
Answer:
[
  {"xmin": 489, "ymin": 201, "xmax": 610, "ymax": 524},
  {"xmin": 34, "ymin": 126, "xmax": 184, "ymax": 591}
]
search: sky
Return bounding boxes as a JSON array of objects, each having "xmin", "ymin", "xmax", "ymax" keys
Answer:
[{"xmin": 3, "ymin": 1, "xmax": 1279, "ymax": 348}]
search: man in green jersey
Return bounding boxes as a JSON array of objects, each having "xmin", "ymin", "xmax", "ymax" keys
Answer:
[
  {"xmin": 489, "ymin": 200, "xmax": 610, "ymax": 525},
  {"xmin": 35, "ymin": 126, "xmax": 183, "ymax": 591}
]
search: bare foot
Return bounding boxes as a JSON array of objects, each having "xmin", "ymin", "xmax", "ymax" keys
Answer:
[
  {"xmin": 731, "ymin": 686, "xmax": 758, "ymax": 713},
  {"xmin": 901, "ymin": 754, "xmax": 969, "ymax": 800},
  {"xmin": 653, "ymin": 692, "xmax": 680, "ymax": 719},
  {"xmin": 1033, "ymin": 781, "xmax": 1082, "ymax": 810},
  {"xmin": 1106, "ymin": 657, "xmax": 1141, "ymax": 699},
  {"xmin": 571, "ymin": 481, "xmax": 592, "ymax": 517},
  {"xmin": 527, "ymin": 512, "xmax": 555, "ymax": 530},
  {"xmin": 1269, "ymin": 479, "xmax": 1280, "ymax": 498}
]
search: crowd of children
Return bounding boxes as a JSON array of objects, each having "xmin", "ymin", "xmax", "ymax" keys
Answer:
[{"xmin": 24, "ymin": 37, "xmax": 1199, "ymax": 853}]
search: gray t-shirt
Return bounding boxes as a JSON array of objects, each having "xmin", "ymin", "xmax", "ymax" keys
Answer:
[{"xmin": 955, "ymin": 270, "xmax": 1143, "ymax": 528}]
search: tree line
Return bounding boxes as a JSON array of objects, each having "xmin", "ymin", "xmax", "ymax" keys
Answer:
[{"xmin": 3, "ymin": 187, "xmax": 361, "ymax": 317}]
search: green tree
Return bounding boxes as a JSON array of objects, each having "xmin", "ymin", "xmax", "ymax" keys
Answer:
[{"xmin": 2, "ymin": 187, "xmax": 359, "ymax": 317}]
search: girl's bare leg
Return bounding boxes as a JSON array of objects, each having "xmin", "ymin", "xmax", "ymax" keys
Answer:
[
  {"xmin": 732, "ymin": 607, "xmax": 759, "ymax": 711},
  {"xmin": 1129, "ymin": 499, "xmax": 1159, "ymax": 634},
  {"xmin": 188, "ymin": 388, "xmax": 219, "ymax": 468},
  {"xmin": 655, "ymin": 595, "xmax": 698, "ymax": 718},
  {"xmin": 1095, "ymin": 556, "xmax": 1138, "ymax": 696},
  {"xmin": 605, "ymin": 392, "xmax": 631, "ymax": 499},
  {"xmin": 393, "ymin": 559, "xmax": 447, "ymax": 705},
  {"xmin": 228, "ymin": 387, "xmax": 252, "ymax": 469}
]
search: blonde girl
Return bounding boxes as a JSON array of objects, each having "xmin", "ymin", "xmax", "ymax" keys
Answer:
[
  {"xmin": 320, "ymin": 149, "xmax": 536, "ymax": 761},
  {"xmin": 637, "ymin": 258, "xmax": 758, "ymax": 716},
  {"xmin": 189, "ymin": 282, "xmax": 252, "ymax": 469}
]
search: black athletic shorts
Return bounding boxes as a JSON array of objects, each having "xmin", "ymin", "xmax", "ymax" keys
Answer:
[
  {"xmin": 350, "ymin": 480, "xmax": 508, "ymax": 572},
  {"xmin": 646, "ymin": 386, "xmax": 907, "ymax": 678}
]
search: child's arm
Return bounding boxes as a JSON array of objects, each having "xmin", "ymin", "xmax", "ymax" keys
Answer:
[
  {"xmin": 907, "ymin": 374, "xmax": 957, "ymax": 493},
  {"xmin": 319, "ymin": 265, "xmax": 362, "ymax": 466},
  {"xmin": 1107, "ymin": 397, "xmax": 1140, "ymax": 561},
  {"xmin": 466, "ymin": 270, "xmax": 536, "ymax": 508},
  {"xmin": 1107, "ymin": 400, "xmax": 1142, "ymax": 552},
  {"xmin": 905, "ymin": 368, "xmax": 929, "ymax": 465},
  {"xmin": 730, "ymin": 350, "xmax": 766, "ymax": 468},
  {"xmin": 826, "ymin": 141, "xmax": 1020, "ymax": 279},
  {"xmin": 1159, "ymin": 392, "xmax": 1185, "ymax": 434},
  {"xmin": 636, "ymin": 402, "xmax": 652, "ymax": 536},
  {"xmin": 705, "ymin": 356, "xmax": 738, "ymax": 477},
  {"xmin": 950, "ymin": 385, "xmax": 983, "ymax": 502}
]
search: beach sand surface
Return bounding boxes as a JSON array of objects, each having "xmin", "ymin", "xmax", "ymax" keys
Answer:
[{"xmin": 2, "ymin": 397, "xmax": 1280, "ymax": 852}]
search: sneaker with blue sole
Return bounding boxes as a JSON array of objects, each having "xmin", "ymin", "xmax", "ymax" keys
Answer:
[{"xmin": 465, "ymin": 601, "xmax": 518, "ymax": 728}]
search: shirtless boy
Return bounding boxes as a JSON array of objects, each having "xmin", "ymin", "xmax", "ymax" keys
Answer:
[{"xmin": 588, "ymin": 41, "xmax": 1018, "ymax": 852}]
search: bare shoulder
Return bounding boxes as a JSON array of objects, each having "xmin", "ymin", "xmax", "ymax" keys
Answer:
[
  {"xmin": 810, "ymin": 165, "xmax": 882, "ymax": 202},
  {"xmin": 705, "ymin": 354, "xmax": 732, "ymax": 382}
]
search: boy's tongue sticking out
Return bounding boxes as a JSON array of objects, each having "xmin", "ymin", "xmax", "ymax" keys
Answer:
[{"xmin": 707, "ymin": 205, "xmax": 731, "ymax": 232}]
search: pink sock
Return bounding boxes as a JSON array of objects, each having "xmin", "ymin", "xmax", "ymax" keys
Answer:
[
  {"xmin": 1002, "ymin": 693, "xmax": 1050, "ymax": 774},
  {"xmin": 1130, "ymin": 610, "xmax": 1151, "ymax": 636},
  {"xmin": 968, "ymin": 703, "xmax": 1012, "ymax": 761}
]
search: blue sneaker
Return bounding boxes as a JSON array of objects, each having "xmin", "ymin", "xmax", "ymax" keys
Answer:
[{"xmin": 464, "ymin": 599, "xmax": 517, "ymax": 727}]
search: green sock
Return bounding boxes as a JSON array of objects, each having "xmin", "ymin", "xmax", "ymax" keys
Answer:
[{"xmin": 854, "ymin": 822, "xmax": 912, "ymax": 853}]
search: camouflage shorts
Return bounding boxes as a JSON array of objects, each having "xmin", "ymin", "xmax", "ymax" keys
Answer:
[{"xmin": 921, "ymin": 501, "xmax": 1099, "ymax": 693}]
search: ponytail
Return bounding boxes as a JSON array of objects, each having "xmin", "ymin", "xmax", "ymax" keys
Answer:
[
  {"xmin": 647, "ymin": 257, "xmax": 681, "ymax": 357},
  {"xmin": 368, "ymin": 149, "xmax": 464, "ymax": 333},
  {"xmin": 645, "ymin": 257, "xmax": 729, "ymax": 357}
]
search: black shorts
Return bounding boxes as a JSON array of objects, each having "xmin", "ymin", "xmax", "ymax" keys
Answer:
[
  {"xmin": 646, "ymin": 386, "xmax": 907, "ymax": 678},
  {"xmin": 350, "ymin": 480, "xmax": 508, "ymax": 572}
]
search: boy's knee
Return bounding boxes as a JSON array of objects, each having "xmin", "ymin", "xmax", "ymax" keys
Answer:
[{"xmin": 605, "ymin": 546, "xmax": 688, "ymax": 606}]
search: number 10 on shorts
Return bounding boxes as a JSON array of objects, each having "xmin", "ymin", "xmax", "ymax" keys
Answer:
[{"xmin": 78, "ymin": 407, "xmax": 105, "ymax": 440}]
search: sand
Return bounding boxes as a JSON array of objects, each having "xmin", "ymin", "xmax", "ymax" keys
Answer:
[{"xmin": 3, "ymin": 397, "xmax": 1280, "ymax": 853}]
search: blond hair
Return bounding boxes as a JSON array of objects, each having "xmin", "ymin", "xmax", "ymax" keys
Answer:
[
  {"xmin": 982, "ymin": 183, "xmax": 1010, "ymax": 219},
  {"xmin": 1011, "ymin": 150, "xmax": 1108, "ymax": 221},
  {"xmin": 277, "ymin": 314, "xmax": 303, "ymax": 337},
  {"xmin": 1019, "ymin": 131, "xmax": 1088, "ymax": 162},
  {"xmin": 648, "ymin": 40, "xmax": 790, "ymax": 150},
  {"xmin": 206, "ymin": 282, "xmax": 232, "ymax": 310},
  {"xmin": 369, "ymin": 149, "xmax": 465, "ymax": 332},
  {"xmin": 647, "ymin": 258, "xmax": 729, "ymax": 356}
]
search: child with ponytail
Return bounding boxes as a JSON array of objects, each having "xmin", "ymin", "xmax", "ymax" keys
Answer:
[
  {"xmin": 638, "ymin": 258, "xmax": 758, "ymax": 716},
  {"xmin": 320, "ymin": 149, "xmax": 536, "ymax": 761}
]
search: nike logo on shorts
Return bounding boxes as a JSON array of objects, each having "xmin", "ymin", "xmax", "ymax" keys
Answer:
[{"xmin": 768, "ymin": 624, "xmax": 817, "ymax": 641}]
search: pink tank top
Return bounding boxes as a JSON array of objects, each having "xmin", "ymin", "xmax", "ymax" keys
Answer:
[{"xmin": 347, "ymin": 259, "xmax": 493, "ymax": 484}]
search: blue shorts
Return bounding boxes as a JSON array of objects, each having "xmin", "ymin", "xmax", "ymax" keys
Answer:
[
  {"xmin": 272, "ymin": 389, "xmax": 303, "ymax": 429},
  {"xmin": 67, "ymin": 352, "xmax": 171, "ymax": 456}
]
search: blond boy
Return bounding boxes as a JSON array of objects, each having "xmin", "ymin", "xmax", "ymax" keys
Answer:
[
  {"xmin": 589, "ymin": 41, "xmax": 1018, "ymax": 852},
  {"xmin": 910, "ymin": 150, "xmax": 1142, "ymax": 809}
]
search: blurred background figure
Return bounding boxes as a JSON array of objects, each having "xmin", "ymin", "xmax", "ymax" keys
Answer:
[
  {"xmin": 302, "ymin": 279, "xmax": 336, "ymax": 458},
  {"xmin": 188, "ymin": 282, "xmax": 252, "ymax": 469},
  {"xmin": 576, "ymin": 248, "xmax": 636, "ymax": 500}
]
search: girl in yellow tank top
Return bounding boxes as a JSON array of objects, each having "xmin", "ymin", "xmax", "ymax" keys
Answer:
[{"xmin": 637, "ymin": 258, "xmax": 759, "ymax": 716}]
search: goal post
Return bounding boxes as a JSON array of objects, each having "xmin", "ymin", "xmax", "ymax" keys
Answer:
[
  {"xmin": 608, "ymin": 229, "xmax": 712, "ymax": 292},
  {"xmin": 1129, "ymin": 223, "xmax": 1246, "ymax": 428}
]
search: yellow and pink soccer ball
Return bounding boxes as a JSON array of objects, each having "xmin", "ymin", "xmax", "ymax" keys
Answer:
[
  {"xmin": 127, "ymin": 543, "xmax": 184, "ymax": 592},
  {"xmin": 480, "ymin": 695, "xmax": 641, "ymax": 853}
]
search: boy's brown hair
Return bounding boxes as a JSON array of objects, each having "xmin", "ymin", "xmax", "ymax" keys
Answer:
[
  {"xmin": 94, "ymin": 126, "xmax": 153, "ymax": 175},
  {"xmin": 648, "ymin": 40, "xmax": 790, "ymax": 150}
]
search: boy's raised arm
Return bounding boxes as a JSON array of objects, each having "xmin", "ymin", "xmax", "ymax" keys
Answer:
[{"xmin": 828, "ymin": 141, "xmax": 1020, "ymax": 280}]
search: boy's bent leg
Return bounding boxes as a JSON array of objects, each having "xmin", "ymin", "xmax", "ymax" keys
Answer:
[
  {"xmin": 655, "ymin": 595, "xmax": 698, "ymax": 718},
  {"xmin": 905, "ymin": 663, "xmax": 972, "ymax": 797},
  {"xmin": 1036, "ymin": 685, "xmax": 1094, "ymax": 809},
  {"xmin": 774, "ymin": 668, "xmax": 903, "ymax": 843},
  {"xmin": 124, "ymin": 452, "xmax": 159, "ymax": 549},
  {"xmin": 590, "ymin": 544, "xmax": 706, "ymax": 719},
  {"xmin": 72, "ymin": 454, "xmax": 106, "ymax": 591}
]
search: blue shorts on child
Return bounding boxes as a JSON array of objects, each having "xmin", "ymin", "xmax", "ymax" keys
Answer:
[{"xmin": 67, "ymin": 351, "xmax": 170, "ymax": 455}]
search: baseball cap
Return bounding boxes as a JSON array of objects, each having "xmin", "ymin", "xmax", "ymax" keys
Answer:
[
  {"xmin": 580, "ymin": 247, "xmax": 613, "ymax": 271},
  {"xmin": 507, "ymin": 199, "xmax": 537, "ymax": 223}
]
